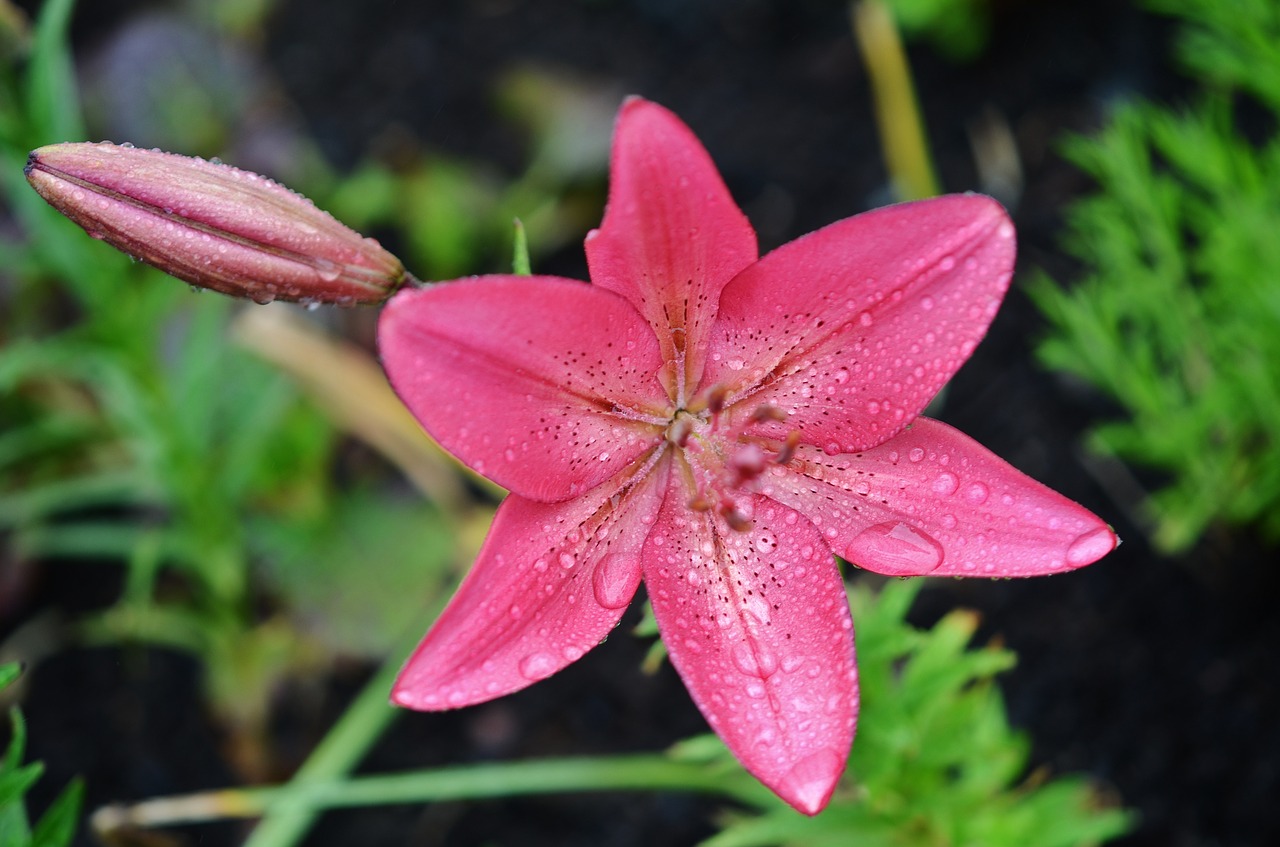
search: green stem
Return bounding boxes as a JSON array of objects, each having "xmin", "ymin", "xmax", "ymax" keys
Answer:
[
  {"xmin": 237, "ymin": 617, "xmax": 428, "ymax": 847},
  {"xmin": 851, "ymin": 0, "xmax": 941, "ymax": 200},
  {"xmin": 92, "ymin": 754, "xmax": 766, "ymax": 835}
]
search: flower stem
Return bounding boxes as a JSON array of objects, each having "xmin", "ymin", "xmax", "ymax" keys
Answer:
[
  {"xmin": 91, "ymin": 755, "xmax": 767, "ymax": 834},
  {"xmin": 851, "ymin": 0, "xmax": 941, "ymax": 200}
]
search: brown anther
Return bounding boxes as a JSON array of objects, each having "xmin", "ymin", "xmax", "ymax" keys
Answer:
[
  {"xmin": 705, "ymin": 384, "xmax": 729, "ymax": 416},
  {"xmin": 687, "ymin": 494, "xmax": 713, "ymax": 512},
  {"xmin": 729, "ymin": 443, "xmax": 767, "ymax": 482},
  {"xmin": 749, "ymin": 404, "xmax": 788, "ymax": 423},
  {"xmin": 719, "ymin": 503, "xmax": 752, "ymax": 532},
  {"xmin": 774, "ymin": 430, "xmax": 802, "ymax": 466}
]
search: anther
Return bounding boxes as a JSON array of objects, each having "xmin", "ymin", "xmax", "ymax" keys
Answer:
[
  {"xmin": 705, "ymin": 385, "xmax": 729, "ymax": 417},
  {"xmin": 687, "ymin": 494, "xmax": 713, "ymax": 512},
  {"xmin": 719, "ymin": 501, "xmax": 752, "ymax": 532},
  {"xmin": 749, "ymin": 404, "xmax": 788, "ymax": 423},
  {"xmin": 774, "ymin": 430, "xmax": 802, "ymax": 466},
  {"xmin": 729, "ymin": 443, "xmax": 767, "ymax": 482}
]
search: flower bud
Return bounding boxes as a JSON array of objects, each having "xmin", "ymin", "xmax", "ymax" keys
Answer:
[{"xmin": 25, "ymin": 142, "xmax": 406, "ymax": 305}]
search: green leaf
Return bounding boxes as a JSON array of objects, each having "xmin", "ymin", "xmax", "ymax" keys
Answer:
[
  {"xmin": 30, "ymin": 778, "xmax": 83, "ymax": 847},
  {"xmin": 26, "ymin": 0, "xmax": 84, "ymax": 143}
]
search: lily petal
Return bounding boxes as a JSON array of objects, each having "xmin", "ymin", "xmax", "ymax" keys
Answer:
[
  {"xmin": 704, "ymin": 195, "xmax": 1015, "ymax": 453},
  {"xmin": 393, "ymin": 460, "xmax": 667, "ymax": 710},
  {"xmin": 643, "ymin": 475, "xmax": 857, "ymax": 815},
  {"xmin": 379, "ymin": 276, "xmax": 669, "ymax": 502},
  {"xmin": 765, "ymin": 417, "xmax": 1117, "ymax": 577},
  {"xmin": 586, "ymin": 98, "xmax": 757, "ymax": 403}
]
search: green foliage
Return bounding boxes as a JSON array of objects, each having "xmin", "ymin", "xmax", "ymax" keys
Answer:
[
  {"xmin": 1030, "ymin": 0, "xmax": 1280, "ymax": 552},
  {"xmin": 0, "ymin": 0, "xmax": 455, "ymax": 760},
  {"xmin": 882, "ymin": 0, "xmax": 991, "ymax": 62},
  {"xmin": 1146, "ymin": 0, "xmax": 1280, "ymax": 110},
  {"xmin": 0, "ymin": 665, "xmax": 84, "ymax": 847},
  {"xmin": 679, "ymin": 580, "xmax": 1131, "ymax": 847}
]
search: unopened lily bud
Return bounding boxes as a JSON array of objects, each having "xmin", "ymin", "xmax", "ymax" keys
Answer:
[{"xmin": 25, "ymin": 142, "xmax": 407, "ymax": 305}]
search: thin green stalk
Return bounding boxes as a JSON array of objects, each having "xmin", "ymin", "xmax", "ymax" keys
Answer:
[
  {"xmin": 92, "ymin": 754, "xmax": 765, "ymax": 835},
  {"xmin": 852, "ymin": 0, "xmax": 941, "ymax": 200},
  {"xmin": 237, "ymin": 615, "xmax": 432, "ymax": 847}
]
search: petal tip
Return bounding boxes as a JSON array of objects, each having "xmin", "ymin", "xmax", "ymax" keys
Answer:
[
  {"xmin": 389, "ymin": 682, "xmax": 436, "ymax": 711},
  {"xmin": 1064, "ymin": 524, "xmax": 1119, "ymax": 569},
  {"xmin": 776, "ymin": 748, "xmax": 844, "ymax": 815}
]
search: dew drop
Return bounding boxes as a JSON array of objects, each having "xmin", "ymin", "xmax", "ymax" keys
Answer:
[
  {"xmin": 559, "ymin": 551, "xmax": 577, "ymax": 569},
  {"xmin": 1065, "ymin": 526, "xmax": 1115, "ymax": 567},
  {"xmin": 964, "ymin": 482, "xmax": 990, "ymax": 505},
  {"xmin": 518, "ymin": 652, "xmax": 557, "ymax": 681},
  {"xmin": 844, "ymin": 521, "xmax": 944, "ymax": 575},
  {"xmin": 932, "ymin": 472, "xmax": 959, "ymax": 495},
  {"xmin": 908, "ymin": 447, "xmax": 925, "ymax": 462},
  {"xmin": 755, "ymin": 531, "xmax": 777, "ymax": 553},
  {"xmin": 781, "ymin": 655, "xmax": 804, "ymax": 673},
  {"xmin": 592, "ymin": 553, "xmax": 641, "ymax": 609},
  {"xmin": 685, "ymin": 569, "xmax": 702, "ymax": 586},
  {"xmin": 314, "ymin": 258, "xmax": 342, "ymax": 282}
]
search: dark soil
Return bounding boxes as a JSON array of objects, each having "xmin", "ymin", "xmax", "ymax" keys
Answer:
[{"xmin": 7, "ymin": 1, "xmax": 1278, "ymax": 846}]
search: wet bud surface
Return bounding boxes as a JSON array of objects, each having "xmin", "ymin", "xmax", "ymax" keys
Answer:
[{"xmin": 25, "ymin": 142, "xmax": 406, "ymax": 305}]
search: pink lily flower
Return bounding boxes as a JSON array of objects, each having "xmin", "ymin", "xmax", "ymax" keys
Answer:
[{"xmin": 378, "ymin": 97, "xmax": 1116, "ymax": 814}]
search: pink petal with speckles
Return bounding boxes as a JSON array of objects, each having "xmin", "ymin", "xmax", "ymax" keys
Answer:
[
  {"xmin": 763, "ymin": 417, "xmax": 1117, "ymax": 578},
  {"xmin": 703, "ymin": 195, "xmax": 1015, "ymax": 454},
  {"xmin": 379, "ymin": 275, "xmax": 669, "ymax": 502},
  {"xmin": 586, "ymin": 98, "xmax": 758, "ymax": 402},
  {"xmin": 393, "ymin": 461, "xmax": 667, "ymax": 710},
  {"xmin": 642, "ymin": 475, "xmax": 857, "ymax": 815}
]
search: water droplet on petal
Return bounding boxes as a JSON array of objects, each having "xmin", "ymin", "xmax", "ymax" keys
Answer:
[
  {"xmin": 908, "ymin": 447, "xmax": 925, "ymax": 462},
  {"xmin": 931, "ymin": 472, "xmax": 959, "ymax": 496},
  {"xmin": 845, "ymin": 521, "xmax": 944, "ymax": 575},
  {"xmin": 1065, "ymin": 526, "xmax": 1116, "ymax": 566},
  {"xmin": 559, "ymin": 552, "xmax": 577, "ymax": 569},
  {"xmin": 591, "ymin": 553, "xmax": 641, "ymax": 609},
  {"xmin": 964, "ymin": 482, "xmax": 990, "ymax": 505},
  {"xmin": 518, "ymin": 652, "xmax": 557, "ymax": 681}
]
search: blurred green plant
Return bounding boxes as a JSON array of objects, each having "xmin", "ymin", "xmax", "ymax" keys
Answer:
[
  {"xmin": 1031, "ymin": 0, "xmax": 1280, "ymax": 552},
  {"xmin": 0, "ymin": 664, "xmax": 83, "ymax": 847},
  {"xmin": 0, "ymin": 0, "xmax": 463, "ymax": 777},
  {"xmin": 317, "ymin": 66, "xmax": 614, "ymax": 281},
  {"xmin": 881, "ymin": 0, "xmax": 992, "ymax": 62},
  {"xmin": 91, "ymin": 580, "xmax": 1130, "ymax": 847}
]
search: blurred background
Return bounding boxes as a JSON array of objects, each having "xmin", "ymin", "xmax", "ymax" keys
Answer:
[{"xmin": 1, "ymin": 0, "xmax": 1277, "ymax": 845}]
